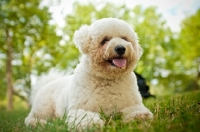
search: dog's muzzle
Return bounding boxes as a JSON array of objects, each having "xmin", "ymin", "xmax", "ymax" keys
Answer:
[{"xmin": 106, "ymin": 45, "xmax": 127, "ymax": 68}]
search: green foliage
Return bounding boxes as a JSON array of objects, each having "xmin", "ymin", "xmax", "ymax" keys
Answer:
[
  {"xmin": 156, "ymin": 9, "xmax": 200, "ymax": 92},
  {"xmin": 1, "ymin": 90, "xmax": 200, "ymax": 132},
  {"xmin": 130, "ymin": 6, "xmax": 174, "ymax": 79},
  {"xmin": 179, "ymin": 9, "xmax": 200, "ymax": 61},
  {"xmin": 0, "ymin": 0, "xmax": 61, "ymax": 99},
  {"xmin": 178, "ymin": 9, "xmax": 200, "ymax": 90}
]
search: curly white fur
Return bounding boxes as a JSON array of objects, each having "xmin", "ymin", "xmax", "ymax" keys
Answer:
[{"xmin": 25, "ymin": 18, "xmax": 153, "ymax": 129}]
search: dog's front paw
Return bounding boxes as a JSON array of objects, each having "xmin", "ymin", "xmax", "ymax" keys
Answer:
[{"xmin": 123, "ymin": 110, "xmax": 153, "ymax": 123}]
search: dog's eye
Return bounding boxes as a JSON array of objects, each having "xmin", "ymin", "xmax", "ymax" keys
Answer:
[
  {"xmin": 101, "ymin": 38, "xmax": 109, "ymax": 45},
  {"xmin": 122, "ymin": 37, "xmax": 128, "ymax": 41}
]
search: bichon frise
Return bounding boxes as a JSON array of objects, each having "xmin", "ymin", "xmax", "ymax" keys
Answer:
[{"xmin": 25, "ymin": 18, "xmax": 153, "ymax": 129}]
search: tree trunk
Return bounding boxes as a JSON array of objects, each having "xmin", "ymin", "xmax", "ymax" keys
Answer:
[{"xmin": 6, "ymin": 30, "xmax": 13, "ymax": 111}]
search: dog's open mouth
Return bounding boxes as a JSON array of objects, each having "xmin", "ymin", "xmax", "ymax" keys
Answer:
[{"xmin": 107, "ymin": 58, "xmax": 127, "ymax": 68}]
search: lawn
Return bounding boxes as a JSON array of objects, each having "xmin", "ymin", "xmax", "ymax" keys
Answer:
[{"xmin": 0, "ymin": 90, "xmax": 200, "ymax": 132}]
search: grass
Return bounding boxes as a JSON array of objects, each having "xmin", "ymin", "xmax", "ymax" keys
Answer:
[{"xmin": 0, "ymin": 90, "xmax": 200, "ymax": 132}]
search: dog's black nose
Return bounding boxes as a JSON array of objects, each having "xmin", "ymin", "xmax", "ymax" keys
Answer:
[{"xmin": 115, "ymin": 45, "xmax": 126, "ymax": 55}]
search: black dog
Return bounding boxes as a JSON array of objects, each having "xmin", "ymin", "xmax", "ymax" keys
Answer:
[{"xmin": 135, "ymin": 72, "xmax": 155, "ymax": 98}]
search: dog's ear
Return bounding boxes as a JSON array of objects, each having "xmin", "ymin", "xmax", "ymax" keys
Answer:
[
  {"xmin": 137, "ymin": 43, "xmax": 143, "ymax": 59},
  {"xmin": 134, "ymin": 33, "xmax": 143, "ymax": 60},
  {"xmin": 73, "ymin": 25, "xmax": 90, "ymax": 54}
]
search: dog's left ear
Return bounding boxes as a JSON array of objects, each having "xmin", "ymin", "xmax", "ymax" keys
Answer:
[
  {"xmin": 137, "ymin": 43, "xmax": 143, "ymax": 59},
  {"xmin": 134, "ymin": 33, "xmax": 143, "ymax": 59},
  {"xmin": 73, "ymin": 25, "xmax": 90, "ymax": 54}
]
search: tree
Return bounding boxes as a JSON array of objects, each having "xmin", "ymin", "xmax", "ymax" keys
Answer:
[
  {"xmin": 0, "ymin": 0, "xmax": 61, "ymax": 110},
  {"xmin": 178, "ymin": 9, "xmax": 200, "ymax": 90},
  {"xmin": 130, "ymin": 6, "xmax": 174, "ymax": 80}
]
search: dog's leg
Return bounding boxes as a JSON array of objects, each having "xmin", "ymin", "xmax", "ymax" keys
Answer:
[
  {"xmin": 25, "ymin": 93, "xmax": 55, "ymax": 126},
  {"xmin": 121, "ymin": 105, "xmax": 153, "ymax": 122},
  {"xmin": 25, "ymin": 112, "xmax": 47, "ymax": 127},
  {"xmin": 66, "ymin": 109, "xmax": 104, "ymax": 129}
]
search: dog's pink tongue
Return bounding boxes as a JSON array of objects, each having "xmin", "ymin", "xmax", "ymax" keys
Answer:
[{"xmin": 112, "ymin": 58, "xmax": 127, "ymax": 68}]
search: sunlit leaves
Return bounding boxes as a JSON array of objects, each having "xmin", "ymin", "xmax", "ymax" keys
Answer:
[{"xmin": 0, "ymin": 0, "xmax": 61, "ymax": 99}]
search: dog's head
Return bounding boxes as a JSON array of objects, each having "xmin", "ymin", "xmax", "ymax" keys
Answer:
[{"xmin": 74, "ymin": 18, "xmax": 142, "ymax": 77}]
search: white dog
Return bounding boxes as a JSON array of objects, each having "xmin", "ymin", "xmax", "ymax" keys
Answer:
[{"xmin": 25, "ymin": 18, "xmax": 153, "ymax": 129}]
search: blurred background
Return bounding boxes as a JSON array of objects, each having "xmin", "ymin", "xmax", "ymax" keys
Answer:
[{"xmin": 0, "ymin": 0, "xmax": 200, "ymax": 111}]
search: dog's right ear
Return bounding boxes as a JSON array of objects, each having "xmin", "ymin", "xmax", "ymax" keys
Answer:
[{"xmin": 73, "ymin": 25, "xmax": 90, "ymax": 54}]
